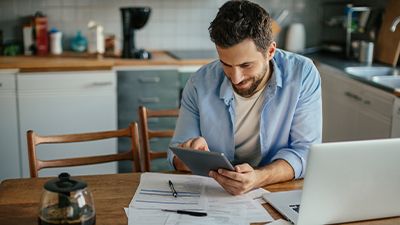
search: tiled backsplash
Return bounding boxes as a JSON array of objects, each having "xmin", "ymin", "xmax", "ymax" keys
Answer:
[
  {"xmin": 0, "ymin": 0, "xmax": 389, "ymax": 52},
  {"xmin": 1, "ymin": 0, "xmax": 319, "ymax": 51}
]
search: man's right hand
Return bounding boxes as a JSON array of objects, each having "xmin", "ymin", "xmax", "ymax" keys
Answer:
[{"xmin": 173, "ymin": 137, "xmax": 209, "ymax": 171}]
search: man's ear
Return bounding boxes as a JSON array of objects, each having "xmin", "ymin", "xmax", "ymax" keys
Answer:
[{"xmin": 267, "ymin": 42, "xmax": 277, "ymax": 60}]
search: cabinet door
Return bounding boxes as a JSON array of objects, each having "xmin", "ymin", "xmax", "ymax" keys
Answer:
[
  {"xmin": 320, "ymin": 64, "xmax": 361, "ymax": 142},
  {"xmin": 0, "ymin": 71, "xmax": 21, "ymax": 180},
  {"xmin": 17, "ymin": 71, "xmax": 117, "ymax": 177},
  {"xmin": 319, "ymin": 63, "xmax": 394, "ymax": 142},
  {"xmin": 117, "ymin": 69, "xmax": 179, "ymax": 172},
  {"xmin": 356, "ymin": 86, "xmax": 393, "ymax": 140}
]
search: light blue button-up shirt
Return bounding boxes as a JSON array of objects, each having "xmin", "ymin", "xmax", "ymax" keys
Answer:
[{"xmin": 168, "ymin": 49, "xmax": 322, "ymax": 178}]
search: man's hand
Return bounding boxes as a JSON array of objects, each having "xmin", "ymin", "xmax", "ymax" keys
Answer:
[
  {"xmin": 209, "ymin": 163, "xmax": 260, "ymax": 195},
  {"xmin": 173, "ymin": 137, "xmax": 209, "ymax": 172},
  {"xmin": 209, "ymin": 159, "xmax": 295, "ymax": 195}
]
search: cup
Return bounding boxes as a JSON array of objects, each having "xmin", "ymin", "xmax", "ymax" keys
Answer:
[{"xmin": 359, "ymin": 41, "xmax": 374, "ymax": 65}]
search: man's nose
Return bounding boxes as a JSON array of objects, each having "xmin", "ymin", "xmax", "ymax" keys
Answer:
[{"xmin": 230, "ymin": 68, "xmax": 244, "ymax": 84}]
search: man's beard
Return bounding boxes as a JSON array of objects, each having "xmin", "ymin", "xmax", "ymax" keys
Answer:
[{"xmin": 232, "ymin": 63, "xmax": 269, "ymax": 98}]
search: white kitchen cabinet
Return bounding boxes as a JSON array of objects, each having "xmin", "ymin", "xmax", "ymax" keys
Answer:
[
  {"xmin": 17, "ymin": 70, "xmax": 117, "ymax": 177},
  {"xmin": 318, "ymin": 63, "xmax": 395, "ymax": 142},
  {"xmin": 0, "ymin": 69, "xmax": 21, "ymax": 181}
]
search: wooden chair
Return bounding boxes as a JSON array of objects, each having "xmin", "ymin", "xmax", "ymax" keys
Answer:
[
  {"xmin": 27, "ymin": 122, "xmax": 141, "ymax": 178},
  {"xmin": 138, "ymin": 106, "xmax": 179, "ymax": 172}
]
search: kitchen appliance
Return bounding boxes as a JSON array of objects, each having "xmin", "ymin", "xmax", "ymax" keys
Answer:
[
  {"xmin": 38, "ymin": 173, "xmax": 95, "ymax": 225},
  {"xmin": 285, "ymin": 23, "xmax": 306, "ymax": 53},
  {"xmin": 120, "ymin": 7, "xmax": 151, "ymax": 59}
]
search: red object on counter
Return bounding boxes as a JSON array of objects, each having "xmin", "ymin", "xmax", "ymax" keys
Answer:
[{"xmin": 34, "ymin": 16, "xmax": 48, "ymax": 55}]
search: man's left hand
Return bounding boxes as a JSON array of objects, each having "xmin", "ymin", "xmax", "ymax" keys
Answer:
[{"xmin": 209, "ymin": 163, "xmax": 261, "ymax": 195}]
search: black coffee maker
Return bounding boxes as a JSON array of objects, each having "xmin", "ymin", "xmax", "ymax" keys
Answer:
[{"xmin": 120, "ymin": 7, "xmax": 152, "ymax": 59}]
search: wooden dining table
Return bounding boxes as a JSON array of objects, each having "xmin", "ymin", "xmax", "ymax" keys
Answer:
[{"xmin": 0, "ymin": 173, "xmax": 399, "ymax": 225}]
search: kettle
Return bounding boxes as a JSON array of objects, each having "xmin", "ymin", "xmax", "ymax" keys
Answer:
[
  {"xmin": 285, "ymin": 23, "xmax": 306, "ymax": 53},
  {"xmin": 38, "ymin": 173, "xmax": 95, "ymax": 225}
]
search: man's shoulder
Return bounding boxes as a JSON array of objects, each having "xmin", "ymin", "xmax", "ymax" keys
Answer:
[
  {"xmin": 191, "ymin": 60, "xmax": 225, "ymax": 83},
  {"xmin": 274, "ymin": 49, "xmax": 314, "ymax": 66}
]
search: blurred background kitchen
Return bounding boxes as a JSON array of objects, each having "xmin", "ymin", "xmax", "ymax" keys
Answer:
[{"xmin": 0, "ymin": 0, "xmax": 387, "ymax": 54}]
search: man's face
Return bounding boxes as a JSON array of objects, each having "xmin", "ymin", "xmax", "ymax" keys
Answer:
[{"xmin": 216, "ymin": 39, "xmax": 276, "ymax": 97}]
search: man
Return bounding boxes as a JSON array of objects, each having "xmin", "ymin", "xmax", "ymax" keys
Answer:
[{"xmin": 168, "ymin": 0, "xmax": 322, "ymax": 195}]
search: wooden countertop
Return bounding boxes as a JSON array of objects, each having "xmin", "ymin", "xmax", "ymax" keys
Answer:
[{"xmin": 0, "ymin": 51, "xmax": 215, "ymax": 72}]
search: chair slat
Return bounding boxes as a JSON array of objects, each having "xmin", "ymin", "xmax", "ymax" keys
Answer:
[
  {"xmin": 27, "ymin": 122, "xmax": 141, "ymax": 177},
  {"xmin": 139, "ymin": 106, "xmax": 179, "ymax": 172}
]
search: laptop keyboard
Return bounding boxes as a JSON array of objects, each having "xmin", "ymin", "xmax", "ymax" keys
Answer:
[{"xmin": 289, "ymin": 204, "xmax": 300, "ymax": 213}]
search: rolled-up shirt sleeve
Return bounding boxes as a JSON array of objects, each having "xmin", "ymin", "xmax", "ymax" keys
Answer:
[
  {"xmin": 271, "ymin": 61, "xmax": 322, "ymax": 178},
  {"xmin": 167, "ymin": 76, "xmax": 201, "ymax": 167}
]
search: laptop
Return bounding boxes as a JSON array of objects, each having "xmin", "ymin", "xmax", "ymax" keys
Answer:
[{"xmin": 263, "ymin": 138, "xmax": 400, "ymax": 225}]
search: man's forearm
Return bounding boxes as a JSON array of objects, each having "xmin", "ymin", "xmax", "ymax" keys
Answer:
[{"xmin": 254, "ymin": 159, "xmax": 295, "ymax": 187}]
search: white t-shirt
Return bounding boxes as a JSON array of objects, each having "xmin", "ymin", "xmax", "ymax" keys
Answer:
[{"xmin": 233, "ymin": 86, "xmax": 266, "ymax": 167}]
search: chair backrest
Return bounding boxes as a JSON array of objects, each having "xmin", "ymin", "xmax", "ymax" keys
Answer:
[
  {"xmin": 138, "ymin": 106, "xmax": 179, "ymax": 172},
  {"xmin": 27, "ymin": 122, "xmax": 141, "ymax": 178}
]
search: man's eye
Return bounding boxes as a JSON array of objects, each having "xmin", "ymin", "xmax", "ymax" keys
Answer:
[{"xmin": 241, "ymin": 64, "xmax": 250, "ymax": 68}]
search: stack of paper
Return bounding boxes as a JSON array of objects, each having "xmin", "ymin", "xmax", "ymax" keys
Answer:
[{"xmin": 126, "ymin": 173, "xmax": 273, "ymax": 225}]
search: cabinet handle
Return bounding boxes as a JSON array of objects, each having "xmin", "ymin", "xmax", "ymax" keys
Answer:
[
  {"xmin": 344, "ymin": 91, "xmax": 354, "ymax": 98},
  {"xmin": 90, "ymin": 81, "xmax": 113, "ymax": 86},
  {"xmin": 344, "ymin": 91, "xmax": 362, "ymax": 101},
  {"xmin": 139, "ymin": 97, "xmax": 160, "ymax": 103},
  {"xmin": 139, "ymin": 77, "xmax": 160, "ymax": 83},
  {"xmin": 353, "ymin": 95, "xmax": 362, "ymax": 101},
  {"xmin": 0, "ymin": 83, "xmax": 2, "ymax": 87}
]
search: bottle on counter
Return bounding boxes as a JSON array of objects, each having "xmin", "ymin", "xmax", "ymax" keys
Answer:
[
  {"xmin": 49, "ymin": 28, "xmax": 62, "ymax": 55},
  {"xmin": 70, "ymin": 31, "xmax": 88, "ymax": 52},
  {"xmin": 33, "ymin": 11, "xmax": 48, "ymax": 55},
  {"xmin": 87, "ymin": 21, "xmax": 105, "ymax": 54},
  {"xmin": 22, "ymin": 23, "xmax": 34, "ymax": 55}
]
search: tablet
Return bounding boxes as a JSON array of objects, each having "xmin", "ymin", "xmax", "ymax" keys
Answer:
[{"xmin": 170, "ymin": 146, "xmax": 235, "ymax": 177}]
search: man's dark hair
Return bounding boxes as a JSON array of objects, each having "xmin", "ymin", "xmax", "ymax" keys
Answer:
[{"xmin": 209, "ymin": 0, "xmax": 272, "ymax": 53}]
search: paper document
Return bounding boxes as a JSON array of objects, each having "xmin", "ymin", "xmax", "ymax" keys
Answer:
[
  {"xmin": 127, "ymin": 208, "xmax": 170, "ymax": 225},
  {"xmin": 164, "ymin": 203, "xmax": 247, "ymax": 225},
  {"xmin": 203, "ymin": 177, "xmax": 273, "ymax": 223},
  {"xmin": 130, "ymin": 173, "xmax": 206, "ymax": 210},
  {"xmin": 245, "ymin": 187, "xmax": 269, "ymax": 204},
  {"xmin": 127, "ymin": 173, "xmax": 273, "ymax": 225},
  {"xmin": 267, "ymin": 219, "xmax": 292, "ymax": 225}
]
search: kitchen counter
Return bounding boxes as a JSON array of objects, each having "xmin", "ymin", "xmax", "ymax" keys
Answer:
[
  {"xmin": 1, "ymin": 50, "xmax": 398, "ymax": 97},
  {"xmin": 309, "ymin": 52, "xmax": 400, "ymax": 97},
  {"xmin": 0, "ymin": 51, "xmax": 215, "ymax": 72}
]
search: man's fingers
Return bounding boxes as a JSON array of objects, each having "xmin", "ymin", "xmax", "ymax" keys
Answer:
[
  {"xmin": 180, "ymin": 139, "xmax": 193, "ymax": 148},
  {"xmin": 191, "ymin": 137, "xmax": 209, "ymax": 151},
  {"xmin": 210, "ymin": 170, "xmax": 241, "ymax": 187},
  {"xmin": 209, "ymin": 171, "xmax": 246, "ymax": 195},
  {"xmin": 234, "ymin": 163, "xmax": 253, "ymax": 173},
  {"xmin": 179, "ymin": 137, "xmax": 208, "ymax": 151}
]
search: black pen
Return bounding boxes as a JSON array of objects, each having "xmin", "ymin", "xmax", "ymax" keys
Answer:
[
  {"xmin": 162, "ymin": 209, "xmax": 207, "ymax": 217},
  {"xmin": 168, "ymin": 180, "xmax": 178, "ymax": 197}
]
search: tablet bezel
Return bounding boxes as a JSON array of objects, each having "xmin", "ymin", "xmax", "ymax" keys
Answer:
[{"xmin": 170, "ymin": 146, "xmax": 235, "ymax": 176}]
